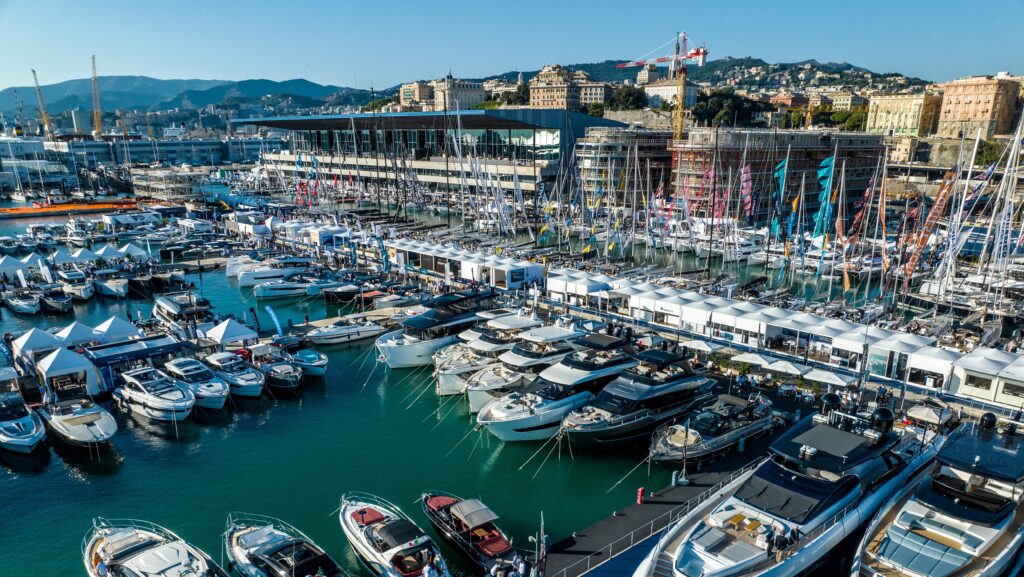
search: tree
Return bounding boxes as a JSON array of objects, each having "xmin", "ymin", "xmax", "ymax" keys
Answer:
[
  {"xmin": 842, "ymin": 109, "xmax": 867, "ymax": 131},
  {"xmin": 587, "ymin": 102, "xmax": 605, "ymax": 117},
  {"xmin": 975, "ymin": 140, "xmax": 1004, "ymax": 166},
  {"xmin": 363, "ymin": 97, "xmax": 396, "ymax": 111},
  {"xmin": 501, "ymin": 84, "xmax": 530, "ymax": 105},
  {"xmin": 606, "ymin": 85, "xmax": 649, "ymax": 110},
  {"xmin": 690, "ymin": 89, "xmax": 773, "ymax": 127},
  {"xmin": 473, "ymin": 100, "xmax": 501, "ymax": 110}
]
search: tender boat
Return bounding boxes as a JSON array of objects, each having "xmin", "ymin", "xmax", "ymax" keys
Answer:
[
  {"xmin": 561, "ymin": 348, "xmax": 717, "ymax": 450},
  {"xmin": 307, "ymin": 317, "xmax": 386, "ymax": 345},
  {"xmin": 203, "ymin": 352, "xmax": 264, "ymax": 398},
  {"xmin": 224, "ymin": 512, "xmax": 346, "ymax": 577},
  {"xmin": 113, "ymin": 367, "xmax": 195, "ymax": 422},
  {"xmin": 649, "ymin": 394, "xmax": 777, "ymax": 466},
  {"xmin": 38, "ymin": 381, "xmax": 117, "ymax": 448},
  {"xmin": 3, "ymin": 290, "xmax": 41, "ymax": 315},
  {"xmin": 38, "ymin": 285, "xmax": 73, "ymax": 313},
  {"xmin": 465, "ymin": 322, "xmax": 585, "ymax": 413},
  {"xmin": 164, "ymin": 358, "xmax": 230, "ymax": 410},
  {"xmin": 375, "ymin": 289, "xmax": 500, "ymax": 369},
  {"xmin": 339, "ymin": 491, "xmax": 452, "ymax": 577},
  {"xmin": 269, "ymin": 335, "xmax": 329, "ymax": 377},
  {"xmin": 851, "ymin": 413, "xmax": 1022, "ymax": 577},
  {"xmin": 59, "ymin": 269, "xmax": 95, "ymax": 301},
  {"xmin": 477, "ymin": 329, "xmax": 640, "ymax": 442},
  {"xmin": 246, "ymin": 344, "xmax": 303, "ymax": 392},
  {"xmin": 421, "ymin": 492, "xmax": 521, "ymax": 572},
  {"xmin": 434, "ymin": 311, "xmax": 543, "ymax": 397},
  {"xmin": 83, "ymin": 518, "xmax": 229, "ymax": 577},
  {"xmin": 633, "ymin": 395, "xmax": 943, "ymax": 577},
  {"xmin": 0, "ymin": 389, "xmax": 46, "ymax": 453}
]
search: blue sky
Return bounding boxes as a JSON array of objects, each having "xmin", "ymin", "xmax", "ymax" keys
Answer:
[{"xmin": 1, "ymin": 0, "xmax": 1021, "ymax": 90}]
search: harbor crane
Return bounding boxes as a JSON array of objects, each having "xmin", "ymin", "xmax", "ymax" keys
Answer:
[
  {"xmin": 616, "ymin": 32, "xmax": 708, "ymax": 140},
  {"xmin": 31, "ymin": 69, "xmax": 52, "ymax": 140},
  {"xmin": 91, "ymin": 55, "xmax": 102, "ymax": 137}
]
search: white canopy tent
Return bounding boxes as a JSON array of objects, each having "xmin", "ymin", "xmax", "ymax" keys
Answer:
[
  {"xmin": 731, "ymin": 352, "xmax": 779, "ymax": 367},
  {"xmin": 765, "ymin": 359, "xmax": 813, "ymax": 376},
  {"xmin": 94, "ymin": 316, "xmax": 143, "ymax": 342},
  {"xmin": 37, "ymin": 347, "xmax": 100, "ymax": 396},
  {"xmin": 55, "ymin": 322, "xmax": 100, "ymax": 346},
  {"xmin": 118, "ymin": 243, "xmax": 149, "ymax": 258},
  {"xmin": 72, "ymin": 248, "xmax": 101, "ymax": 262},
  {"xmin": 94, "ymin": 244, "xmax": 121, "ymax": 258},
  {"xmin": 11, "ymin": 327, "xmax": 62, "ymax": 361},
  {"xmin": 804, "ymin": 368, "xmax": 857, "ymax": 387},
  {"xmin": 0, "ymin": 255, "xmax": 28, "ymax": 275},
  {"xmin": 19, "ymin": 252, "xmax": 45, "ymax": 267},
  {"xmin": 50, "ymin": 248, "xmax": 78, "ymax": 265},
  {"xmin": 204, "ymin": 318, "xmax": 258, "ymax": 345},
  {"xmin": 682, "ymin": 339, "xmax": 726, "ymax": 353}
]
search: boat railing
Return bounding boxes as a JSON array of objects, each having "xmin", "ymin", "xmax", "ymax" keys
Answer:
[
  {"xmin": 340, "ymin": 491, "xmax": 410, "ymax": 521},
  {"xmin": 81, "ymin": 517, "xmax": 177, "ymax": 557},
  {"xmin": 568, "ymin": 389, "xmax": 716, "ymax": 431},
  {"xmin": 543, "ymin": 458, "xmax": 766, "ymax": 577},
  {"xmin": 661, "ymin": 415, "xmax": 777, "ymax": 457}
]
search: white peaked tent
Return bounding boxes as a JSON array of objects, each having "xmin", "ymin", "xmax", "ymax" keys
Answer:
[
  {"xmin": 19, "ymin": 252, "xmax": 45, "ymax": 267},
  {"xmin": 765, "ymin": 359, "xmax": 812, "ymax": 376},
  {"xmin": 0, "ymin": 255, "xmax": 28, "ymax": 275},
  {"xmin": 731, "ymin": 352, "xmax": 779, "ymax": 367},
  {"xmin": 204, "ymin": 318, "xmax": 258, "ymax": 345},
  {"xmin": 11, "ymin": 327, "xmax": 63, "ymax": 360},
  {"xmin": 94, "ymin": 316, "xmax": 142, "ymax": 342},
  {"xmin": 72, "ymin": 248, "xmax": 101, "ymax": 262},
  {"xmin": 118, "ymin": 243, "xmax": 149, "ymax": 258},
  {"xmin": 55, "ymin": 321, "xmax": 100, "ymax": 346},
  {"xmin": 37, "ymin": 347, "xmax": 100, "ymax": 395},
  {"xmin": 94, "ymin": 244, "xmax": 121, "ymax": 258},
  {"xmin": 51, "ymin": 248, "xmax": 78, "ymax": 265},
  {"xmin": 804, "ymin": 368, "xmax": 857, "ymax": 387}
]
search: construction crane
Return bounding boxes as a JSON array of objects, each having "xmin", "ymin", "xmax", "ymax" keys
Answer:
[
  {"xmin": 616, "ymin": 32, "xmax": 707, "ymax": 140},
  {"xmin": 901, "ymin": 170, "xmax": 958, "ymax": 290},
  {"xmin": 12, "ymin": 89, "xmax": 24, "ymax": 136},
  {"xmin": 30, "ymin": 69, "xmax": 52, "ymax": 140},
  {"xmin": 91, "ymin": 55, "xmax": 103, "ymax": 137}
]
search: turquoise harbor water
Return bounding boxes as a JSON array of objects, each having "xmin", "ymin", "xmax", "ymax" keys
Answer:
[{"xmin": 0, "ymin": 270, "xmax": 669, "ymax": 576}]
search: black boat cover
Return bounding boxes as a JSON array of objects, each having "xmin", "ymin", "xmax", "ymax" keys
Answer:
[{"xmin": 377, "ymin": 519, "xmax": 425, "ymax": 550}]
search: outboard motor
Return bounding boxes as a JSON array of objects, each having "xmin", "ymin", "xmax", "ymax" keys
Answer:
[
  {"xmin": 623, "ymin": 327, "xmax": 634, "ymax": 342},
  {"xmin": 871, "ymin": 407, "xmax": 895, "ymax": 435},
  {"xmin": 821, "ymin": 393, "xmax": 842, "ymax": 418},
  {"xmin": 980, "ymin": 412, "xmax": 998, "ymax": 430}
]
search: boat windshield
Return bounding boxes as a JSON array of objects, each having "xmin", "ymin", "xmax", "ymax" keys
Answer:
[
  {"xmin": 0, "ymin": 401, "xmax": 28, "ymax": 421},
  {"xmin": 590, "ymin": 391, "xmax": 637, "ymax": 415},
  {"xmin": 218, "ymin": 358, "xmax": 246, "ymax": 373},
  {"xmin": 175, "ymin": 366, "xmax": 215, "ymax": 384},
  {"xmin": 534, "ymin": 378, "xmax": 570, "ymax": 401},
  {"xmin": 691, "ymin": 412, "xmax": 725, "ymax": 436},
  {"xmin": 510, "ymin": 341, "xmax": 573, "ymax": 359}
]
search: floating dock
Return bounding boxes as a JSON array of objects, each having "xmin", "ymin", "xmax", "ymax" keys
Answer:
[{"xmin": 0, "ymin": 201, "xmax": 138, "ymax": 220}]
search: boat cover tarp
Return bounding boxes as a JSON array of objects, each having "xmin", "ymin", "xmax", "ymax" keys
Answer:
[
  {"xmin": 377, "ymin": 519, "xmax": 425, "ymax": 550},
  {"xmin": 734, "ymin": 459, "xmax": 848, "ymax": 524},
  {"xmin": 450, "ymin": 499, "xmax": 499, "ymax": 528}
]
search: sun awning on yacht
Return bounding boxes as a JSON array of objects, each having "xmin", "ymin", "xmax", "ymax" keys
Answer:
[{"xmin": 450, "ymin": 499, "xmax": 499, "ymax": 528}]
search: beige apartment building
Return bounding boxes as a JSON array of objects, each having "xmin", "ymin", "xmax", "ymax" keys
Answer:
[
  {"xmin": 830, "ymin": 91, "xmax": 867, "ymax": 111},
  {"xmin": 399, "ymin": 81, "xmax": 434, "ymax": 107},
  {"xmin": 431, "ymin": 73, "xmax": 485, "ymax": 111},
  {"xmin": 866, "ymin": 93, "xmax": 942, "ymax": 137},
  {"xmin": 936, "ymin": 74, "xmax": 1020, "ymax": 138},
  {"xmin": 529, "ymin": 65, "xmax": 581, "ymax": 110}
]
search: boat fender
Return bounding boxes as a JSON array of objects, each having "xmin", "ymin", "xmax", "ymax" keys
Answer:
[{"xmin": 637, "ymin": 487, "xmax": 646, "ymax": 504}]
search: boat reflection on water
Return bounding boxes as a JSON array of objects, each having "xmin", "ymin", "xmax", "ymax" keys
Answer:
[
  {"xmin": 52, "ymin": 441, "xmax": 123, "ymax": 477},
  {"xmin": 0, "ymin": 443, "xmax": 51, "ymax": 474}
]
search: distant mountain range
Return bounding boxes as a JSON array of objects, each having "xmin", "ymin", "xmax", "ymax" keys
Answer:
[
  {"xmin": 0, "ymin": 57, "xmax": 930, "ymax": 118},
  {"xmin": 0, "ymin": 76, "xmax": 378, "ymax": 115}
]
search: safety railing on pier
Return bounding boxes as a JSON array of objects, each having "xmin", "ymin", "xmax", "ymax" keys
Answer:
[{"xmin": 543, "ymin": 458, "xmax": 766, "ymax": 577}]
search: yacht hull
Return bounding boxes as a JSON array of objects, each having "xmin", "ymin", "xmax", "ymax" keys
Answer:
[{"xmin": 376, "ymin": 330, "xmax": 459, "ymax": 369}]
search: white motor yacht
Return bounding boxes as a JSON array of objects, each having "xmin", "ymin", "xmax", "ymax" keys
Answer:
[
  {"xmin": 59, "ymin": 269, "xmax": 95, "ymax": 300},
  {"xmin": 338, "ymin": 492, "xmax": 452, "ymax": 577},
  {"xmin": 237, "ymin": 257, "xmax": 316, "ymax": 288},
  {"xmin": 633, "ymin": 395, "xmax": 943, "ymax": 577},
  {"xmin": 164, "ymin": 358, "xmax": 230, "ymax": 410},
  {"xmin": 2, "ymin": 290, "xmax": 41, "ymax": 314},
  {"xmin": 203, "ymin": 352, "xmax": 264, "ymax": 398},
  {"xmin": 225, "ymin": 255, "xmax": 258, "ymax": 278},
  {"xmin": 307, "ymin": 318, "xmax": 386, "ymax": 345},
  {"xmin": 253, "ymin": 277, "xmax": 344, "ymax": 300},
  {"xmin": 224, "ymin": 512, "xmax": 346, "ymax": 577},
  {"xmin": 851, "ymin": 413, "xmax": 1024, "ymax": 577},
  {"xmin": 247, "ymin": 344, "xmax": 303, "ymax": 393},
  {"xmin": 83, "ymin": 518, "xmax": 229, "ymax": 577},
  {"xmin": 477, "ymin": 330, "xmax": 640, "ymax": 442},
  {"xmin": 0, "ymin": 390, "xmax": 46, "ymax": 453},
  {"xmin": 113, "ymin": 367, "xmax": 195, "ymax": 422},
  {"xmin": 152, "ymin": 292, "xmax": 217, "ymax": 339},
  {"xmin": 38, "ymin": 380, "xmax": 117, "ymax": 448},
  {"xmin": 465, "ymin": 322, "xmax": 584, "ymax": 413},
  {"xmin": 430, "ymin": 308, "xmax": 519, "ymax": 369},
  {"xmin": 434, "ymin": 311, "xmax": 543, "ymax": 396}
]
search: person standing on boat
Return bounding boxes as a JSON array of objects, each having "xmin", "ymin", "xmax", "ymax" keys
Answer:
[{"xmin": 773, "ymin": 528, "xmax": 788, "ymax": 562}]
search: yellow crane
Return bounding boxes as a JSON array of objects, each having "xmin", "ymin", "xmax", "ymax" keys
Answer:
[
  {"xmin": 146, "ymin": 112, "xmax": 154, "ymax": 139},
  {"xmin": 616, "ymin": 32, "xmax": 707, "ymax": 140},
  {"xmin": 30, "ymin": 69, "xmax": 52, "ymax": 140},
  {"xmin": 91, "ymin": 55, "xmax": 102, "ymax": 137}
]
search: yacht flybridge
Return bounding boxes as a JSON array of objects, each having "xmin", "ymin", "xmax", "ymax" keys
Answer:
[
  {"xmin": 477, "ymin": 328, "xmax": 640, "ymax": 442},
  {"xmin": 634, "ymin": 395, "xmax": 942, "ymax": 577},
  {"xmin": 851, "ymin": 414, "xmax": 1024, "ymax": 577},
  {"xmin": 464, "ymin": 321, "xmax": 585, "ymax": 413},
  {"xmin": 236, "ymin": 257, "xmax": 317, "ymax": 287},
  {"xmin": 153, "ymin": 292, "xmax": 217, "ymax": 340},
  {"xmin": 561, "ymin": 348, "xmax": 716, "ymax": 449},
  {"xmin": 649, "ymin": 394, "xmax": 777, "ymax": 465}
]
